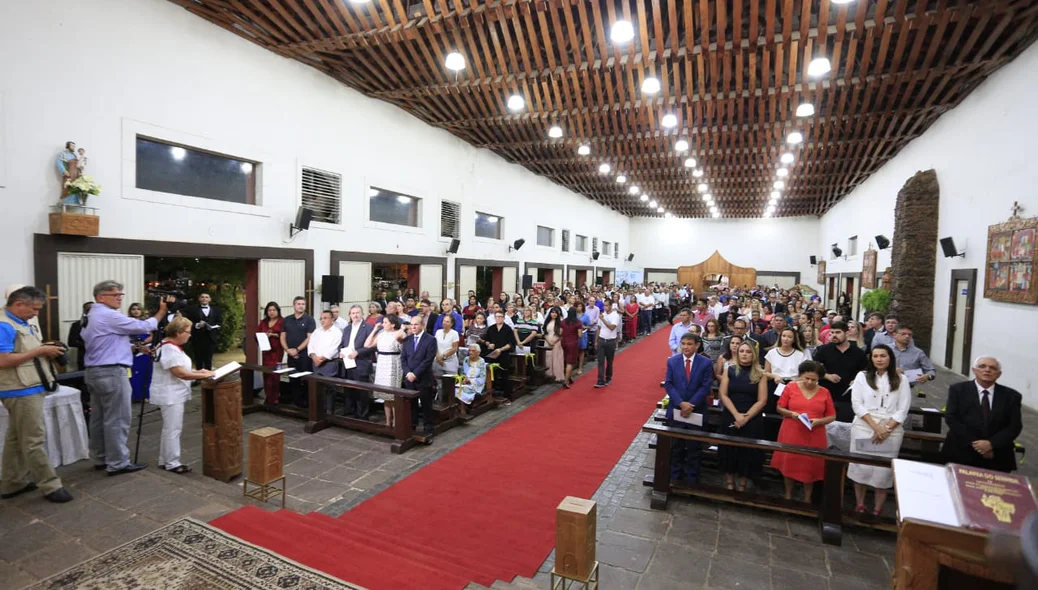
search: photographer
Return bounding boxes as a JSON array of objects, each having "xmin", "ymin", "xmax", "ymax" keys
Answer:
[
  {"xmin": 0, "ymin": 286, "xmax": 73, "ymax": 503},
  {"xmin": 82, "ymin": 280, "xmax": 171, "ymax": 476},
  {"xmin": 150, "ymin": 317, "xmax": 214, "ymax": 473}
]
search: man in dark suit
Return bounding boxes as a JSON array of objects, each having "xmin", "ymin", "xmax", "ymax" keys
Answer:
[
  {"xmin": 186, "ymin": 293, "xmax": 222, "ymax": 371},
  {"xmin": 339, "ymin": 305, "xmax": 375, "ymax": 419},
  {"xmin": 941, "ymin": 356, "xmax": 1023, "ymax": 472},
  {"xmin": 664, "ymin": 332, "xmax": 714, "ymax": 482},
  {"xmin": 400, "ymin": 315, "xmax": 437, "ymax": 440}
]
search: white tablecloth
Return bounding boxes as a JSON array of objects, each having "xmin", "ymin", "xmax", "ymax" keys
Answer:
[{"xmin": 0, "ymin": 386, "xmax": 90, "ymax": 469}]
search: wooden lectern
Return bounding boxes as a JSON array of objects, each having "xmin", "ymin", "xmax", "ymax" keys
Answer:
[
  {"xmin": 553, "ymin": 497, "xmax": 599, "ymax": 589},
  {"xmin": 202, "ymin": 375, "xmax": 243, "ymax": 482}
]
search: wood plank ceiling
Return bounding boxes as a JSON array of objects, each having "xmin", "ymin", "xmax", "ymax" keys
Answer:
[{"xmin": 171, "ymin": 0, "xmax": 1038, "ymax": 218}]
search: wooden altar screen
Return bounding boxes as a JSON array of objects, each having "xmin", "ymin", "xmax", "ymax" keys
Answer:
[{"xmin": 677, "ymin": 251, "xmax": 757, "ymax": 293}]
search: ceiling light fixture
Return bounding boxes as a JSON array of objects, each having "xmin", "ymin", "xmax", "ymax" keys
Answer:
[
  {"xmin": 780, "ymin": 152, "xmax": 795, "ymax": 164},
  {"xmin": 664, "ymin": 212, "xmax": 672, "ymax": 219},
  {"xmin": 507, "ymin": 94, "xmax": 525, "ymax": 111},
  {"xmin": 808, "ymin": 56, "xmax": 832, "ymax": 77},
  {"xmin": 445, "ymin": 52, "xmax": 466, "ymax": 72},
  {"xmin": 641, "ymin": 77, "xmax": 661, "ymax": 94},
  {"xmin": 616, "ymin": 175, "xmax": 627, "ymax": 184},
  {"xmin": 702, "ymin": 193, "xmax": 713, "ymax": 201},
  {"xmin": 767, "ymin": 204, "xmax": 776, "ymax": 213},
  {"xmin": 657, "ymin": 207, "xmax": 664, "ymax": 213},
  {"xmin": 712, "ymin": 211, "xmax": 721, "ymax": 218},
  {"xmin": 629, "ymin": 186, "xmax": 640, "ymax": 195},
  {"xmin": 692, "ymin": 169, "xmax": 704, "ymax": 178},
  {"xmin": 777, "ymin": 168, "xmax": 789, "ymax": 177},
  {"xmin": 610, "ymin": 20, "xmax": 635, "ymax": 44},
  {"xmin": 774, "ymin": 180, "xmax": 785, "ymax": 190},
  {"xmin": 578, "ymin": 145, "xmax": 591, "ymax": 156},
  {"xmin": 675, "ymin": 139, "xmax": 689, "ymax": 152},
  {"xmin": 796, "ymin": 102, "xmax": 815, "ymax": 117},
  {"xmin": 639, "ymin": 194, "xmax": 649, "ymax": 202},
  {"xmin": 787, "ymin": 131, "xmax": 804, "ymax": 145},
  {"xmin": 599, "ymin": 163, "xmax": 611, "ymax": 174},
  {"xmin": 770, "ymin": 191, "xmax": 781, "ymax": 200},
  {"xmin": 649, "ymin": 200, "xmax": 658, "ymax": 208},
  {"xmin": 548, "ymin": 125, "xmax": 563, "ymax": 138},
  {"xmin": 697, "ymin": 183, "xmax": 708, "ymax": 192},
  {"xmin": 684, "ymin": 157, "xmax": 697, "ymax": 168},
  {"xmin": 661, "ymin": 113, "xmax": 678, "ymax": 128}
]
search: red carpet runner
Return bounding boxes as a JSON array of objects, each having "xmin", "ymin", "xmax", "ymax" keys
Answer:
[{"xmin": 212, "ymin": 328, "xmax": 670, "ymax": 590}]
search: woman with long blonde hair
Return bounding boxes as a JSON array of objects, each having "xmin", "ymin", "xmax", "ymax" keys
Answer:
[{"xmin": 718, "ymin": 343, "xmax": 768, "ymax": 491}]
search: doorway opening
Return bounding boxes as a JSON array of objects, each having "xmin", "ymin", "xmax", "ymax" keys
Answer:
[{"xmin": 945, "ymin": 269, "xmax": 977, "ymax": 375}]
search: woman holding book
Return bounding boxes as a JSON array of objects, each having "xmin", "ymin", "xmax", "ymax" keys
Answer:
[
  {"xmin": 151, "ymin": 317, "xmax": 214, "ymax": 473},
  {"xmin": 847, "ymin": 344, "xmax": 911, "ymax": 516},
  {"xmin": 771, "ymin": 360, "xmax": 837, "ymax": 503}
]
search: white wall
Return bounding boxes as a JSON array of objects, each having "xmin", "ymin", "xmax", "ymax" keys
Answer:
[
  {"xmin": 819, "ymin": 41, "xmax": 1038, "ymax": 408},
  {"xmin": 0, "ymin": 0, "xmax": 629, "ymax": 295},
  {"xmin": 630, "ymin": 217, "xmax": 821, "ymax": 290}
]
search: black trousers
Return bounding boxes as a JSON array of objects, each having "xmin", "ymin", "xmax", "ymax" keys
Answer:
[
  {"xmin": 286, "ymin": 351, "xmax": 312, "ymax": 406},
  {"xmin": 596, "ymin": 338, "xmax": 616, "ymax": 383},
  {"xmin": 406, "ymin": 381, "xmax": 435, "ymax": 433},
  {"xmin": 192, "ymin": 339, "xmax": 215, "ymax": 371},
  {"xmin": 344, "ymin": 369, "xmax": 372, "ymax": 418}
]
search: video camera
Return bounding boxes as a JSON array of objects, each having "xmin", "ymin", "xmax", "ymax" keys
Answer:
[{"xmin": 147, "ymin": 277, "xmax": 192, "ymax": 314}]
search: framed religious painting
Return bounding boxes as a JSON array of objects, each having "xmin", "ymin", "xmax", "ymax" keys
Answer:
[
  {"xmin": 816, "ymin": 260, "xmax": 826, "ymax": 285},
  {"xmin": 984, "ymin": 211, "xmax": 1038, "ymax": 304},
  {"xmin": 861, "ymin": 249, "xmax": 877, "ymax": 289}
]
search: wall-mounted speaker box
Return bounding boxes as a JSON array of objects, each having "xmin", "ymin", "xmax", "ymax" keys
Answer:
[
  {"xmin": 521, "ymin": 274, "xmax": 533, "ymax": 290},
  {"xmin": 321, "ymin": 274, "xmax": 344, "ymax": 303}
]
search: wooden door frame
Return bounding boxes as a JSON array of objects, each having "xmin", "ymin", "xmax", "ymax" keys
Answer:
[
  {"xmin": 453, "ymin": 258, "xmax": 519, "ymax": 301},
  {"xmin": 841, "ymin": 272, "xmax": 861, "ymax": 321},
  {"xmin": 330, "ymin": 250, "xmax": 447, "ymax": 301},
  {"xmin": 945, "ymin": 268, "xmax": 977, "ymax": 376}
]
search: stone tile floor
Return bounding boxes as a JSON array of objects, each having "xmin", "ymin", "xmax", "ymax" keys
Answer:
[{"xmin": 2, "ymin": 336, "xmax": 1034, "ymax": 589}]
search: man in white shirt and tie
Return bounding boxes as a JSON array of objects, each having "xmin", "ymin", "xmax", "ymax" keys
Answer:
[
  {"xmin": 309, "ymin": 310, "xmax": 343, "ymax": 415},
  {"xmin": 188, "ymin": 293, "xmax": 222, "ymax": 371}
]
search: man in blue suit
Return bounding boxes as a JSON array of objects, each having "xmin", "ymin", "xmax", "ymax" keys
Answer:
[
  {"xmin": 339, "ymin": 305, "xmax": 375, "ymax": 419},
  {"xmin": 664, "ymin": 332, "xmax": 713, "ymax": 482},
  {"xmin": 400, "ymin": 315, "xmax": 438, "ymax": 440}
]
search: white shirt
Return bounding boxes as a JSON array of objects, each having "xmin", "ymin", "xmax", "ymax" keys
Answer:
[
  {"xmin": 598, "ymin": 310, "xmax": 621, "ymax": 339},
  {"xmin": 710, "ymin": 303, "xmax": 726, "ymax": 318},
  {"xmin": 150, "ymin": 342, "xmax": 193, "ymax": 406},
  {"xmin": 636, "ymin": 294, "xmax": 655, "ymax": 309},
  {"xmin": 200, "ymin": 306, "xmax": 210, "ymax": 318},
  {"xmin": 974, "ymin": 380, "xmax": 995, "ymax": 405},
  {"xmin": 850, "ymin": 371, "xmax": 911, "ymax": 425},
  {"xmin": 333, "ymin": 317, "xmax": 348, "ymax": 331},
  {"xmin": 308, "ymin": 325, "xmax": 342, "ymax": 360},
  {"xmin": 764, "ymin": 348, "xmax": 806, "ymax": 380}
]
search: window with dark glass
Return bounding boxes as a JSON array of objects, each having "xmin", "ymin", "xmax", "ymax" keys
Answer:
[
  {"xmin": 475, "ymin": 211, "xmax": 503, "ymax": 239},
  {"xmin": 135, "ymin": 136, "xmax": 257, "ymax": 204},
  {"xmin": 369, "ymin": 187, "xmax": 421, "ymax": 227}
]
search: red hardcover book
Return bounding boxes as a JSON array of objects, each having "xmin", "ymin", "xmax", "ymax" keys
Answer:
[{"xmin": 947, "ymin": 463, "xmax": 1038, "ymax": 532}]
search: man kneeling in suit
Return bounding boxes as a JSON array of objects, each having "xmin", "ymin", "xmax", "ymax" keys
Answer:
[
  {"xmin": 941, "ymin": 356, "xmax": 1022, "ymax": 473},
  {"xmin": 664, "ymin": 332, "xmax": 714, "ymax": 483}
]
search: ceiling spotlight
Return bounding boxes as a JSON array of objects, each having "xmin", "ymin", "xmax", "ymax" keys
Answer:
[
  {"xmin": 445, "ymin": 52, "xmax": 466, "ymax": 72},
  {"xmin": 808, "ymin": 56, "xmax": 832, "ymax": 77},
  {"xmin": 578, "ymin": 145, "xmax": 591, "ymax": 156},
  {"xmin": 650, "ymin": 200, "xmax": 658, "ymax": 208},
  {"xmin": 616, "ymin": 175, "xmax": 627, "ymax": 184},
  {"xmin": 769, "ymin": 198, "xmax": 778, "ymax": 206},
  {"xmin": 702, "ymin": 193, "xmax": 713, "ymax": 201},
  {"xmin": 684, "ymin": 157, "xmax": 697, "ymax": 168},
  {"xmin": 692, "ymin": 169, "xmax": 704, "ymax": 178},
  {"xmin": 787, "ymin": 131, "xmax": 804, "ymax": 145},
  {"xmin": 774, "ymin": 180, "xmax": 785, "ymax": 190},
  {"xmin": 641, "ymin": 77, "xmax": 661, "ymax": 94},
  {"xmin": 507, "ymin": 94, "xmax": 525, "ymax": 111},
  {"xmin": 697, "ymin": 183, "xmax": 708, "ymax": 192},
  {"xmin": 629, "ymin": 186, "xmax": 640, "ymax": 195},
  {"xmin": 796, "ymin": 102, "xmax": 815, "ymax": 117},
  {"xmin": 777, "ymin": 168, "xmax": 789, "ymax": 177},
  {"xmin": 664, "ymin": 212, "xmax": 672, "ymax": 219},
  {"xmin": 657, "ymin": 207, "xmax": 664, "ymax": 213},
  {"xmin": 639, "ymin": 194, "xmax": 649, "ymax": 202},
  {"xmin": 763, "ymin": 211, "xmax": 772, "ymax": 218},
  {"xmin": 767, "ymin": 204, "xmax": 777, "ymax": 213},
  {"xmin": 548, "ymin": 125, "xmax": 563, "ymax": 138},
  {"xmin": 599, "ymin": 163, "xmax": 611, "ymax": 174},
  {"xmin": 661, "ymin": 113, "xmax": 678, "ymax": 128},
  {"xmin": 780, "ymin": 152, "xmax": 795, "ymax": 164},
  {"xmin": 610, "ymin": 20, "xmax": 635, "ymax": 44},
  {"xmin": 675, "ymin": 139, "xmax": 689, "ymax": 152},
  {"xmin": 710, "ymin": 206, "xmax": 718, "ymax": 213},
  {"xmin": 712, "ymin": 211, "xmax": 721, "ymax": 218},
  {"xmin": 770, "ymin": 191, "xmax": 781, "ymax": 200}
]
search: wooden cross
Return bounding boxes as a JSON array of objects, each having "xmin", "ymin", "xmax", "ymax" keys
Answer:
[
  {"xmin": 1011, "ymin": 201, "xmax": 1023, "ymax": 218},
  {"xmin": 305, "ymin": 280, "xmax": 315, "ymax": 312}
]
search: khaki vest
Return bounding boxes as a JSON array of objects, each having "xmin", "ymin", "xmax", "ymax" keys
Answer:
[{"xmin": 0, "ymin": 313, "xmax": 55, "ymax": 391}]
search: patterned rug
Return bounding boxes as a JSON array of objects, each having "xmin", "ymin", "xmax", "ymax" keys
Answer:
[{"xmin": 24, "ymin": 517, "xmax": 364, "ymax": 590}]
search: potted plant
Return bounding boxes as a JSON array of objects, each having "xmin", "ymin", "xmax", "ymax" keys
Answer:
[{"xmin": 860, "ymin": 288, "xmax": 891, "ymax": 314}]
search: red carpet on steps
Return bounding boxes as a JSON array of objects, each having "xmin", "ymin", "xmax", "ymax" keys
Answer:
[{"xmin": 212, "ymin": 328, "xmax": 670, "ymax": 590}]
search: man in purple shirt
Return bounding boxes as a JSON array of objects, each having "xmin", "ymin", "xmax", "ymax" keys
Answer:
[{"xmin": 82, "ymin": 281, "xmax": 170, "ymax": 475}]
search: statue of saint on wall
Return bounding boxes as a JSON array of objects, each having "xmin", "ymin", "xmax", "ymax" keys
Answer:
[{"xmin": 56, "ymin": 141, "xmax": 99, "ymax": 207}]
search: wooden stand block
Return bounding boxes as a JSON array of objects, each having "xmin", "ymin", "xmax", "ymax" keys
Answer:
[
  {"xmin": 247, "ymin": 427, "xmax": 284, "ymax": 484},
  {"xmin": 556, "ymin": 497, "xmax": 597, "ymax": 580},
  {"xmin": 49, "ymin": 211, "xmax": 99, "ymax": 236},
  {"xmin": 202, "ymin": 377, "xmax": 242, "ymax": 482}
]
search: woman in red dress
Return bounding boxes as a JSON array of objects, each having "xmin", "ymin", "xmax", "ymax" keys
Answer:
[
  {"xmin": 770, "ymin": 360, "xmax": 836, "ymax": 503},
  {"xmin": 560, "ymin": 307, "xmax": 584, "ymax": 388},
  {"xmin": 623, "ymin": 297, "xmax": 639, "ymax": 341},
  {"xmin": 256, "ymin": 301, "xmax": 285, "ymax": 405}
]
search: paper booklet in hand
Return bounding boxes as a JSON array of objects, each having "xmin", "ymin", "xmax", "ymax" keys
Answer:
[
  {"xmin": 255, "ymin": 332, "xmax": 271, "ymax": 352},
  {"xmin": 798, "ymin": 413, "xmax": 813, "ymax": 430},
  {"xmin": 209, "ymin": 361, "xmax": 241, "ymax": 381}
]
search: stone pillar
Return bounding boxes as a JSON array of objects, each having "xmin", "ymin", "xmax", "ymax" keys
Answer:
[{"xmin": 889, "ymin": 170, "xmax": 940, "ymax": 353}]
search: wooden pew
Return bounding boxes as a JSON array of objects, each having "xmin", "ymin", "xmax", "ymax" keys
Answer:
[{"xmin": 642, "ymin": 421, "xmax": 893, "ymax": 546}]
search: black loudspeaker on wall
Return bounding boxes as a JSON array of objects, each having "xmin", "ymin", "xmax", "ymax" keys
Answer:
[
  {"xmin": 592, "ymin": 251, "xmax": 601, "ymax": 261},
  {"xmin": 295, "ymin": 207, "xmax": 312, "ymax": 230},
  {"xmin": 521, "ymin": 274, "xmax": 533, "ymax": 290},
  {"xmin": 939, "ymin": 237, "xmax": 965, "ymax": 258},
  {"xmin": 875, "ymin": 235, "xmax": 891, "ymax": 250},
  {"xmin": 626, "ymin": 253, "xmax": 635, "ymax": 262},
  {"xmin": 447, "ymin": 238, "xmax": 460, "ymax": 254},
  {"xmin": 810, "ymin": 255, "xmax": 817, "ymax": 265},
  {"xmin": 321, "ymin": 275, "xmax": 344, "ymax": 303}
]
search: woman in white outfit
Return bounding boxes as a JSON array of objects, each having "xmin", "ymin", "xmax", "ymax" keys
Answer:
[
  {"xmin": 433, "ymin": 314, "xmax": 460, "ymax": 402},
  {"xmin": 364, "ymin": 315, "xmax": 408, "ymax": 427},
  {"xmin": 847, "ymin": 343, "xmax": 911, "ymax": 516},
  {"xmin": 150, "ymin": 316, "xmax": 213, "ymax": 473}
]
